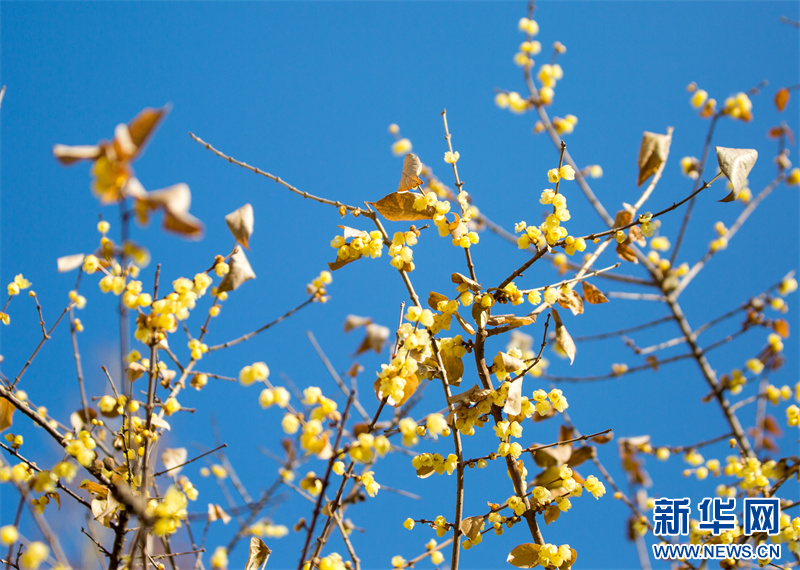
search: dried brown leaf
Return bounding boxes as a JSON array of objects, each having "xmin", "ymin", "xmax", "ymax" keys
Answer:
[
  {"xmin": 397, "ymin": 153, "xmax": 423, "ymax": 192},
  {"xmin": 581, "ymin": 281, "xmax": 609, "ymax": 304},
  {"xmin": 52, "ymin": 144, "xmax": 103, "ymax": 165},
  {"xmin": 716, "ymin": 147, "xmax": 758, "ymax": 202},
  {"xmin": 127, "ymin": 106, "xmax": 169, "ymax": 153},
  {"xmin": 415, "ymin": 465, "xmax": 436, "ymax": 479},
  {"xmin": 551, "ymin": 309, "xmax": 576, "ymax": 365},
  {"xmin": 486, "ymin": 314, "xmax": 536, "ymax": 327},
  {"xmin": 567, "ymin": 446, "xmax": 595, "ymax": 467},
  {"xmin": 344, "ymin": 315, "xmax": 372, "ymax": 332},
  {"xmin": 615, "ymin": 242, "xmax": 638, "ymax": 263},
  {"xmin": 245, "ymin": 536, "xmax": 271, "ymax": 570},
  {"xmin": 218, "ymin": 248, "xmax": 256, "ymax": 293},
  {"xmin": 225, "ymin": 203, "xmax": 255, "ymax": 249},
  {"xmin": 557, "ymin": 288, "xmax": 584, "ymax": 316},
  {"xmin": 208, "ymin": 503, "xmax": 232, "ymax": 524},
  {"xmin": 507, "ymin": 543, "xmax": 541, "ymax": 568},
  {"xmin": 451, "ymin": 272, "xmax": 481, "ymax": 292},
  {"xmin": 637, "ymin": 130, "xmax": 672, "ymax": 187},
  {"xmin": 0, "ymin": 398, "xmax": 14, "ymax": 432},
  {"xmin": 544, "ymin": 504, "xmax": 561, "ymax": 526},
  {"xmin": 459, "ymin": 516, "xmax": 485, "ymax": 541},
  {"xmin": 772, "ymin": 319, "xmax": 789, "ymax": 338},
  {"xmin": 372, "ymin": 191, "xmax": 435, "ymax": 222},
  {"xmin": 355, "ymin": 323, "xmax": 390, "ymax": 355},
  {"xmin": 454, "ymin": 312, "xmax": 476, "ymax": 335},
  {"xmin": 775, "ymin": 88, "xmax": 790, "ymax": 112}
]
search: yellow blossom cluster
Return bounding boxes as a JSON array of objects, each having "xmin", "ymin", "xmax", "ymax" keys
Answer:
[
  {"xmin": 64, "ymin": 430, "xmax": 97, "ymax": 467},
  {"xmin": 389, "ymin": 231, "xmax": 417, "ymax": 271},
  {"xmin": 331, "ymin": 230, "xmax": 384, "ymax": 265},
  {"xmin": 349, "ymin": 431, "xmax": 391, "ymax": 463},
  {"xmin": 722, "ymin": 92, "xmax": 753, "ymax": 122},
  {"xmin": 411, "ymin": 453, "xmax": 458, "ymax": 475},
  {"xmin": 6, "ymin": 274, "xmax": 31, "ymax": 297},
  {"xmin": 148, "ymin": 485, "xmax": 188, "ymax": 537},
  {"xmin": 306, "ymin": 270, "xmax": 332, "ymax": 302},
  {"xmin": 687, "ymin": 82, "xmax": 717, "ymax": 118}
]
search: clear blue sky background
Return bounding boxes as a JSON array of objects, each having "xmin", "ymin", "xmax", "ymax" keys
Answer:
[{"xmin": 1, "ymin": 2, "xmax": 799, "ymax": 569}]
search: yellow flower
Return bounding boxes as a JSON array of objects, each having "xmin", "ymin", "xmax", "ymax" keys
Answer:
[
  {"xmin": 391, "ymin": 139, "xmax": 412, "ymax": 156},
  {"xmin": 444, "ymin": 151, "xmax": 460, "ymax": 164},
  {"xmin": 20, "ymin": 542, "xmax": 49, "ymax": 570}
]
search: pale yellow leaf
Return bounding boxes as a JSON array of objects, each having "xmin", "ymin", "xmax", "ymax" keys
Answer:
[
  {"xmin": 57, "ymin": 254, "xmax": 86, "ymax": 273},
  {"xmin": 716, "ymin": 147, "xmax": 758, "ymax": 202},
  {"xmin": 161, "ymin": 448, "xmax": 188, "ymax": 476},
  {"xmin": 459, "ymin": 516, "xmax": 485, "ymax": 541},
  {"xmin": 551, "ymin": 309, "xmax": 576, "ymax": 365},
  {"xmin": 0, "ymin": 398, "xmax": 14, "ymax": 432}
]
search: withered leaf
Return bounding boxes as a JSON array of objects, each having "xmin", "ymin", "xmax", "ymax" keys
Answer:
[
  {"xmin": 397, "ymin": 153, "xmax": 424, "ymax": 192},
  {"xmin": 150, "ymin": 415, "xmax": 171, "ymax": 431},
  {"xmin": 646, "ymin": 356, "xmax": 659, "ymax": 371},
  {"xmin": 208, "ymin": 503, "xmax": 232, "ymax": 524},
  {"xmin": 763, "ymin": 415, "xmax": 782, "ymax": 437},
  {"xmin": 616, "ymin": 242, "xmax": 638, "ymax": 263},
  {"xmin": 503, "ymin": 378, "xmax": 524, "ymax": 417},
  {"xmin": 355, "ymin": 323, "xmax": 390, "ymax": 355},
  {"xmin": 532, "ymin": 446, "xmax": 572, "ymax": 468},
  {"xmin": 472, "ymin": 303, "xmax": 489, "ymax": 330},
  {"xmin": 567, "ymin": 445, "xmax": 595, "ymax": 467},
  {"xmin": 628, "ymin": 225, "xmax": 646, "ymax": 247},
  {"xmin": 551, "ymin": 309, "xmax": 576, "ymax": 365},
  {"xmin": 52, "ymin": 144, "xmax": 103, "ymax": 165},
  {"xmin": 127, "ymin": 106, "xmax": 169, "ymax": 154},
  {"xmin": 507, "ymin": 543, "xmax": 541, "ymax": 568},
  {"xmin": 80, "ymin": 480, "xmax": 109, "ymax": 499},
  {"xmin": 453, "ymin": 311, "xmax": 476, "ymax": 335},
  {"xmin": 46, "ymin": 491, "xmax": 61, "ymax": 510},
  {"xmin": 344, "ymin": 315, "xmax": 372, "ymax": 332},
  {"xmin": 772, "ymin": 319, "xmax": 789, "ymax": 338},
  {"xmin": 127, "ymin": 361, "xmax": 147, "ymax": 382},
  {"xmin": 371, "ymin": 191, "xmax": 435, "ymax": 222},
  {"xmin": 451, "ymin": 273, "xmax": 481, "ymax": 292},
  {"xmin": 613, "ymin": 209, "xmax": 633, "ymax": 228},
  {"xmin": 245, "ymin": 536, "xmax": 272, "ymax": 570},
  {"xmin": 0, "ymin": 398, "xmax": 14, "ymax": 432},
  {"xmin": 581, "ymin": 281, "xmax": 608, "ymax": 304},
  {"xmin": 486, "ymin": 314, "xmax": 536, "ymax": 327},
  {"xmin": 218, "ymin": 248, "xmax": 256, "ymax": 293},
  {"xmin": 716, "ymin": 147, "xmax": 758, "ymax": 202},
  {"xmin": 544, "ymin": 504, "xmax": 561, "ymax": 526},
  {"xmin": 460, "ymin": 516, "xmax": 485, "ymax": 541},
  {"xmin": 93, "ymin": 492, "xmax": 119, "ymax": 526},
  {"xmin": 439, "ymin": 352, "xmax": 464, "ymax": 386},
  {"xmin": 775, "ymin": 88, "xmax": 790, "ymax": 112},
  {"xmin": 161, "ymin": 448, "xmax": 188, "ymax": 476},
  {"xmin": 447, "ymin": 384, "xmax": 492, "ymax": 406},
  {"xmin": 495, "ymin": 352, "xmax": 526, "ymax": 373},
  {"xmin": 557, "ymin": 288, "xmax": 584, "ymax": 316},
  {"xmin": 225, "ymin": 203, "xmax": 255, "ymax": 250},
  {"xmin": 57, "ymin": 253, "xmax": 86, "ymax": 273},
  {"xmin": 637, "ymin": 130, "xmax": 672, "ymax": 187},
  {"xmin": 328, "ymin": 256, "xmax": 359, "ymax": 272},
  {"xmin": 142, "ymin": 183, "xmax": 204, "ymax": 239},
  {"xmin": 592, "ymin": 432, "xmax": 614, "ymax": 444}
]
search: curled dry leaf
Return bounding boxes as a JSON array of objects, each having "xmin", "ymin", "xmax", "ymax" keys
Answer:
[
  {"xmin": 225, "ymin": 203, "xmax": 255, "ymax": 249},
  {"xmin": 495, "ymin": 352, "xmax": 526, "ymax": 374},
  {"xmin": 355, "ymin": 323, "xmax": 390, "ymax": 355},
  {"xmin": 208, "ymin": 503, "xmax": 232, "ymax": 524},
  {"xmin": 344, "ymin": 315, "xmax": 372, "ymax": 332},
  {"xmin": 161, "ymin": 448, "xmax": 188, "ymax": 476},
  {"xmin": 134, "ymin": 181, "xmax": 204, "ymax": 239},
  {"xmin": 551, "ymin": 309, "xmax": 576, "ymax": 365},
  {"xmin": 637, "ymin": 130, "xmax": 672, "ymax": 187},
  {"xmin": 397, "ymin": 153, "xmax": 424, "ymax": 192},
  {"xmin": 459, "ymin": 516, "xmax": 485, "ymax": 541},
  {"xmin": 438, "ymin": 351, "xmax": 464, "ymax": 386},
  {"xmin": 57, "ymin": 254, "xmax": 86, "ymax": 273},
  {"xmin": 775, "ymin": 88, "xmax": 790, "ymax": 112},
  {"xmin": 716, "ymin": 147, "xmax": 758, "ymax": 202},
  {"xmin": 557, "ymin": 288, "xmax": 584, "ymax": 316},
  {"xmin": 218, "ymin": 248, "xmax": 256, "ymax": 293},
  {"xmin": 447, "ymin": 384, "xmax": 492, "ymax": 406},
  {"xmin": 503, "ymin": 378, "xmax": 524, "ymax": 417},
  {"xmin": 150, "ymin": 415, "xmax": 171, "ymax": 431},
  {"xmin": 451, "ymin": 272, "xmax": 481, "ymax": 293},
  {"xmin": 0, "ymin": 398, "xmax": 14, "ymax": 432},
  {"xmin": 52, "ymin": 144, "xmax": 103, "ymax": 165},
  {"xmin": 371, "ymin": 191, "xmax": 436, "ymax": 222},
  {"xmin": 486, "ymin": 314, "xmax": 536, "ymax": 327},
  {"xmin": 453, "ymin": 311, "xmax": 476, "ymax": 336},
  {"xmin": 127, "ymin": 361, "xmax": 147, "ymax": 382},
  {"xmin": 581, "ymin": 281, "xmax": 609, "ymax": 304},
  {"xmin": 245, "ymin": 537, "xmax": 272, "ymax": 570}
]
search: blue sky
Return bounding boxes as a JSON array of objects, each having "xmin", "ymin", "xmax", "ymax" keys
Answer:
[{"xmin": 1, "ymin": 2, "xmax": 799, "ymax": 569}]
